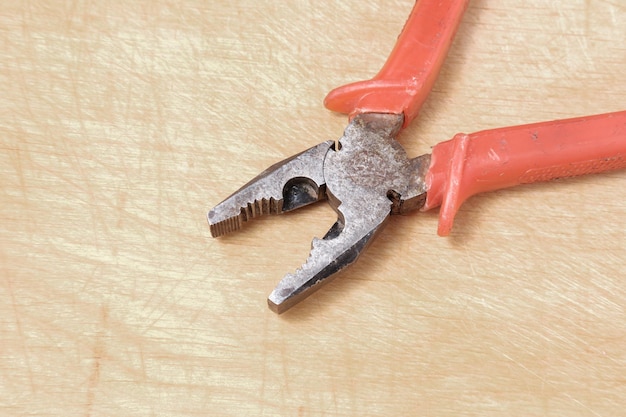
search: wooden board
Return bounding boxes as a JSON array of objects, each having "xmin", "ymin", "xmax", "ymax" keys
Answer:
[{"xmin": 2, "ymin": 1, "xmax": 625, "ymax": 415}]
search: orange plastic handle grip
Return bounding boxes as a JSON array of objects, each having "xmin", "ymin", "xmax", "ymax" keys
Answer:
[
  {"xmin": 424, "ymin": 111, "xmax": 626, "ymax": 236},
  {"xmin": 324, "ymin": 0, "xmax": 469, "ymax": 127}
]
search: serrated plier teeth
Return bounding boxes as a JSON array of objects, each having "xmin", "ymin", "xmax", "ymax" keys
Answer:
[
  {"xmin": 267, "ymin": 202, "xmax": 391, "ymax": 314},
  {"xmin": 208, "ymin": 140, "xmax": 334, "ymax": 237}
]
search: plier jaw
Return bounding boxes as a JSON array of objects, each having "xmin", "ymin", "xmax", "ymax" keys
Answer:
[
  {"xmin": 208, "ymin": 140, "xmax": 333, "ymax": 238},
  {"xmin": 267, "ymin": 113, "xmax": 431, "ymax": 313}
]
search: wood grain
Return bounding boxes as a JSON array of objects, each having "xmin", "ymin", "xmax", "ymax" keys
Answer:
[{"xmin": 1, "ymin": 1, "xmax": 625, "ymax": 416}]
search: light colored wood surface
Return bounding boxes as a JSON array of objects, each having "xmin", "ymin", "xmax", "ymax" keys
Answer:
[{"xmin": 2, "ymin": 1, "xmax": 625, "ymax": 415}]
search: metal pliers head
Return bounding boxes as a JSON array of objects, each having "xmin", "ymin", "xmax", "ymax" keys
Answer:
[{"xmin": 209, "ymin": 113, "xmax": 430, "ymax": 313}]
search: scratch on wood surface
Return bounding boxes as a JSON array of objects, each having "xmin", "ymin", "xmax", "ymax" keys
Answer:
[
  {"xmin": 583, "ymin": 0, "xmax": 591, "ymax": 38},
  {"xmin": 563, "ymin": 391, "xmax": 603, "ymax": 417},
  {"xmin": 85, "ymin": 304, "xmax": 108, "ymax": 417}
]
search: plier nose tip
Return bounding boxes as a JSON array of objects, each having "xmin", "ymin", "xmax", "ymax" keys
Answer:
[{"xmin": 267, "ymin": 213, "xmax": 388, "ymax": 314}]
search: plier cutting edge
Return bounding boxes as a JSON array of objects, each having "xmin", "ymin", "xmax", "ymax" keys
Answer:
[{"xmin": 208, "ymin": 0, "xmax": 626, "ymax": 313}]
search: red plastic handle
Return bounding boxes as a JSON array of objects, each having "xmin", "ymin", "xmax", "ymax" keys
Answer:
[
  {"xmin": 424, "ymin": 111, "xmax": 626, "ymax": 236},
  {"xmin": 324, "ymin": 0, "xmax": 469, "ymax": 127}
]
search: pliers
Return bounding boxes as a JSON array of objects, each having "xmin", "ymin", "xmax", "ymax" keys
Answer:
[{"xmin": 208, "ymin": 0, "xmax": 626, "ymax": 314}]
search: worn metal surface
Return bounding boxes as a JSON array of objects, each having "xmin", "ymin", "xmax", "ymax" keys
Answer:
[
  {"xmin": 267, "ymin": 113, "xmax": 431, "ymax": 312},
  {"xmin": 209, "ymin": 113, "xmax": 431, "ymax": 313}
]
